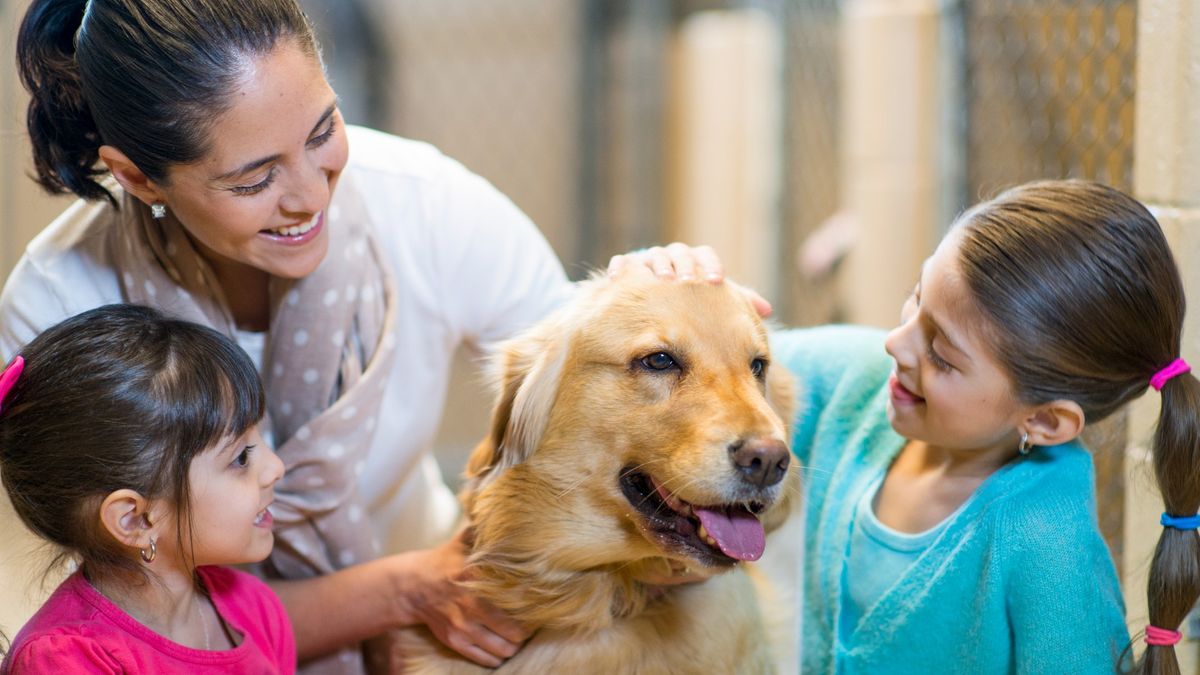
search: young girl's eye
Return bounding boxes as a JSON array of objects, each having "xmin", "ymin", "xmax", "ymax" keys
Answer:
[
  {"xmin": 927, "ymin": 344, "xmax": 953, "ymax": 372},
  {"xmin": 307, "ymin": 116, "xmax": 338, "ymax": 149},
  {"xmin": 233, "ymin": 445, "xmax": 255, "ymax": 468},
  {"xmin": 231, "ymin": 169, "xmax": 276, "ymax": 196}
]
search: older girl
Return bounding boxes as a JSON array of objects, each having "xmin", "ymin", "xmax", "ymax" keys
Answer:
[{"xmin": 775, "ymin": 180, "xmax": 1186, "ymax": 673}]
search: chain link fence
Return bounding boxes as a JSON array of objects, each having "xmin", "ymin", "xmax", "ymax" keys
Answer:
[{"xmin": 961, "ymin": 0, "xmax": 1138, "ymax": 573}]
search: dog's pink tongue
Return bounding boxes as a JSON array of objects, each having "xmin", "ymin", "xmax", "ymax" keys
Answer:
[{"xmin": 695, "ymin": 506, "xmax": 765, "ymax": 561}]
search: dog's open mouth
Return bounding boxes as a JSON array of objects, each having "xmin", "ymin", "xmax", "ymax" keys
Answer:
[{"xmin": 619, "ymin": 467, "xmax": 767, "ymax": 566}]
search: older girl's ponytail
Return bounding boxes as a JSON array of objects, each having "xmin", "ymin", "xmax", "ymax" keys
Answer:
[
  {"xmin": 1138, "ymin": 365, "xmax": 1200, "ymax": 675},
  {"xmin": 16, "ymin": 0, "xmax": 112, "ymax": 203}
]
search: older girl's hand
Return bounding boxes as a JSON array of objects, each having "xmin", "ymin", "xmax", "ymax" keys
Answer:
[
  {"xmin": 394, "ymin": 528, "xmax": 529, "ymax": 667},
  {"xmin": 607, "ymin": 242, "xmax": 772, "ymax": 317}
]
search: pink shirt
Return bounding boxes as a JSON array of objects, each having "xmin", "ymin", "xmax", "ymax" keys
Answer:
[{"xmin": 1, "ymin": 566, "xmax": 295, "ymax": 674}]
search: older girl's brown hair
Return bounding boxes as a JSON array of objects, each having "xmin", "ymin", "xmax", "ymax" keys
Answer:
[
  {"xmin": 0, "ymin": 304, "xmax": 264, "ymax": 583},
  {"xmin": 955, "ymin": 180, "xmax": 1195, "ymax": 673}
]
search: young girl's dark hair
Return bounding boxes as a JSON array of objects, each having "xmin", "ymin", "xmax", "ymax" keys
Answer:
[
  {"xmin": 953, "ymin": 180, "xmax": 1197, "ymax": 673},
  {"xmin": 16, "ymin": 0, "xmax": 319, "ymax": 204},
  {"xmin": 0, "ymin": 304, "xmax": 265, "ymax": 582}
]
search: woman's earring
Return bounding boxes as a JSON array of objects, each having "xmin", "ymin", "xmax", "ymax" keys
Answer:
[
  {"xmin": 1018, "ymin": 432, "xmax": 1032, "ymax": 456},
  {"xmin": 140, "ymin": 537, "xmax": 157, "ymax": 564},
  {"xmin": 150, "ymin": 203, "xmax": 167, "ymax": 220}
]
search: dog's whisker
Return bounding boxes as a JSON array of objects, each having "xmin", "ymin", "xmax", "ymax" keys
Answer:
[{"xmin": 554, "ymin": 473, "xmax": 594, "ymax": 500}]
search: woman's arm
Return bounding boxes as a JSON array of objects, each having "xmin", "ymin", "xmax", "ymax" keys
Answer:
[{"xmin": 270, "ymin": 529, "xmax": 528, "ymax": 668}]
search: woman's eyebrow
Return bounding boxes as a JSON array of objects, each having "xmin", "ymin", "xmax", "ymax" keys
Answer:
[{"xmin": 211, "ymin": 102, "xmax": 338, "ymax": 182}]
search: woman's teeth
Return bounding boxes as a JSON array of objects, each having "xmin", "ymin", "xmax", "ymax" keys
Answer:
[{"xmin": 267, "ymin": 213, "xmax": 319, "ymax": 237}]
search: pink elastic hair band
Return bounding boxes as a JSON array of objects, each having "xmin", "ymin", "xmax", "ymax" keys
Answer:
[
  {"xmin": 1150, "ymin": 358, "xmax": 1191, "ymax": 392},
  {"xmin": 0, "ymin": 356, "xmax": 23, "ymax": 414},
  {"xmin": 1145, "ymin": 625, "xmax": 1183, "ymax": 647}
]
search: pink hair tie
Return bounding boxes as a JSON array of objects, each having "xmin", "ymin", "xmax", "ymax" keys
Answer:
[
  {"xmin": 1146, "ymin": 625, "xmax": 1183, "ymax": 647},
  {"xmin": 1150, "ymin": 358, "xmax": 1191, "ymax": 391},
  {"xmin": 0, "ymin": 356, "xmax": 23, "ymax": 414}
]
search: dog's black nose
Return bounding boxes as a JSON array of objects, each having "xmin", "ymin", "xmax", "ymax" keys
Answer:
[{"xmin": 729, "ymin": 437, "xmax": 790, "ymax": 488}]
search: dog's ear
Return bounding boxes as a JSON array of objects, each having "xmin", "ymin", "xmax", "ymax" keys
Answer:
[{"xmin": 464, "ymin": 319, "xmax": 570, "ymax": 490}]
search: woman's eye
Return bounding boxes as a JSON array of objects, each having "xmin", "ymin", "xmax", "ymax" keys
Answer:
[
  {"xmin": 750, "ymin": 357, "xmax": 768, "ymax": 379},
  {"xmin": 640, "ymin": 352, "xmax": 677, "ymax": 371},
  {"xmin": 307, "ymin": 116, "xmax": 338, "ymax": 148},
  {"xmin": 231, "ymin": 169, "xmax": 276, "ymax": 196}
]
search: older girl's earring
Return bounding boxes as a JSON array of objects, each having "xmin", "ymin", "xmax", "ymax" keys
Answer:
[
  {"xmin": 150, "ymin": 203, "xmax": 167, "ymax": 220},
  {"xmin": 1018, "ymin": 432, "xmax": 1032, "ymax": 456},
  {"xmin": 140, "ymin": 537, "xmax": 157, "ymax": 564}
]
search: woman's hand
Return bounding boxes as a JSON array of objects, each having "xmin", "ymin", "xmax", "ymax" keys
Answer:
[
  {"xmin": 607, "ymin": 242, "xmax": 772, "ymax": 317},
  {"xmin": 394, "ymin": 528, "xmax": 529, "ymax": 667}
]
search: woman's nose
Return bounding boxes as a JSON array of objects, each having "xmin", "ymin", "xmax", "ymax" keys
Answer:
[
  {"xmin": 281, "ymin": 156, "xmax": 331, "ymax": 216},
  {"xmin": 884, "ymin": 320, "xmax": 917, "ymax": 369}
]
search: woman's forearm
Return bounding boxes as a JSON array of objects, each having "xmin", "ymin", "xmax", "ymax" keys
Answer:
[{"xmin": 268, "ymin": 554, "xmax": 407, "ymax": 660}]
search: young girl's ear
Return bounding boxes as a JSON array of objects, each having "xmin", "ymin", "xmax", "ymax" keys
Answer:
[
  {"xmin": 99, "ymin": 489, "xmax": 159, "ymax": 550},
  {"xmin": 1023, "ymin": 399, "xmax": 1086, "ymax": 447}
]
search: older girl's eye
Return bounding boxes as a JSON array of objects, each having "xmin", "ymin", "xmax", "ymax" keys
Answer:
[
  {"xmin": 927, "ymin": 344, "xmax": 953, "ymax": 372},
  {"xmin": 233, "ymin": 445, "xmax": 255, "ymax": 468},
  {"xmin": 639, "ymin": 352, "xmax": 678, "ymax": 371}
]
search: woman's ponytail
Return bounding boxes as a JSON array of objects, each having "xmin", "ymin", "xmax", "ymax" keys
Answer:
[
  {"xmin": 14, "ymin": 0, "xmax": 319, "ymax": 205},
  {"xmin": 16, "ymin": 0, "xmax": 113, "ymax": 203},
  {"xmin": 1138, "ymin": 371, "xmax": 1200, "ymax": 675}
]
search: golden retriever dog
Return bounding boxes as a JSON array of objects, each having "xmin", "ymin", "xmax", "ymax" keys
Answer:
[{"xmin": 399, "ymin": 269, "xmax": 800, "ymax": 674}]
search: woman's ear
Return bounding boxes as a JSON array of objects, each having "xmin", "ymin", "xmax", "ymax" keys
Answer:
[
  {"xmin": 97, "ymin": 145, "xmax": 167, "ymax": 207},
  {"xmin": 98, "ymin": 488, "xmax": 158, "ymax": 550},
  {"xmin": 1023, "ymin": 399, "xmax": 1086, "ymax": 447}
]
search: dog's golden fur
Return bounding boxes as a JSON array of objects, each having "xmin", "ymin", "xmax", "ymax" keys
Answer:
[{"xmin": 398, "ymin": 270, "xmax": 800, "ymax": 674}]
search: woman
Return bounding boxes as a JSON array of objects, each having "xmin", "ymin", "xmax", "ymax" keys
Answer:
[{"xmin": 2, "ymin": 1, "xmax": 740, "ymax": 672}]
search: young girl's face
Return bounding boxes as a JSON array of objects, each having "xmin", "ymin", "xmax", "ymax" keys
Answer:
[
  {"xmin": 180, "ymin": 426, "xmax": 284, "ymax": 566},
  {"xmin": 883, "ymin": 230, "xmax": 1029, "ymax": 455}
]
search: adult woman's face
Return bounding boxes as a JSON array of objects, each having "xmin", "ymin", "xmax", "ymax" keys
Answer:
[{"xmin": 159, "ymin": 39, "xmax": 349, "ymax": 281}]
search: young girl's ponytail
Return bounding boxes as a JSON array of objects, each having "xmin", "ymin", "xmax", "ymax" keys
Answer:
[
  {"xmin": 16, "ymin": 0, "xmax": 111, "ymax": 203},
  {"xmin": 1138, "ymin": 366, "xmax": 1200, "ymax": 675}
]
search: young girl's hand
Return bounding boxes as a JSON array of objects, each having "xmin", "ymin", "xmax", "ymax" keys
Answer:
[
  {"xmin": 607, "ymin": 243, "xmax": 773, "ymax": 317},
  {"xmin": 395, "ymin": 528, "xmax": 529, "ymax": 667}
]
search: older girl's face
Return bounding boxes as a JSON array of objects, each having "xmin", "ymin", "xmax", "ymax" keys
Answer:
[
  {"xmin": 159, "ymin": 40, "xmax": 348, "ymax": 280},
  {"xmin": 883, "ymin": 230, "xmax": 1030, "ymax": 456}
]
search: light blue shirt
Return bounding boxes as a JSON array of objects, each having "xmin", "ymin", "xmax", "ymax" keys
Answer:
[{"xmin": 773, "ymin": 326, "xmax": 1129, "ymax": 675}]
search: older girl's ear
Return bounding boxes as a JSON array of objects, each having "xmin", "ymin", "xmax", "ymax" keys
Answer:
[{"xmin": 1023, "ymin": 399, "xmax": 1085, "ymax": 448}]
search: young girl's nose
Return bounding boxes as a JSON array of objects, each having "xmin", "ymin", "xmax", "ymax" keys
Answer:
[{"xmin": 262, "ymin": 446, "xmax": 285, "ymax": 486}]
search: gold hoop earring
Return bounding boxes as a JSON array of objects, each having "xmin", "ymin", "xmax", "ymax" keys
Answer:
[
  {"xmin": 1018, "ymin": 432, "xmax": 1032, "ymax": 456},
  {"xmin": 150, "ymin": 203, "xmax": 167, "ymax": 220},
  {"xmin": 140, "ymin": 537, "xmax": 157, "ymax": 564}
]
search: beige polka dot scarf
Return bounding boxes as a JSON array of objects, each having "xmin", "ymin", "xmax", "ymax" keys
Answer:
[{"xmin": 111, "ymin": 174, "xmax": 396, "ymax": 674}]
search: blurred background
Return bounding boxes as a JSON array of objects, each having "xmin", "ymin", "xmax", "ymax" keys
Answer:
[{"xmin": 3, "ymin": 0, "xmax": 1198, "ymax": 666}]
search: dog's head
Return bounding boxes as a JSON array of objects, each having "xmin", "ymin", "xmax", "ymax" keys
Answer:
[{"xmin": 462, "ymin": 269, "xmax": 798, "ymax": 628}]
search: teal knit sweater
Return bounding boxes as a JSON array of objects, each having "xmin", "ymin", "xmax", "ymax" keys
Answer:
[{"xmin": 772, "ymin": 326, "xmax": 1129, "ymax": 674}]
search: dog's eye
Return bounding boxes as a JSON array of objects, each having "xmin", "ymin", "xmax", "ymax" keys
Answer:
[
  {"xmin": 750, "ymin": 357, "xmax": 768, "ymax": 379},
  {"xmin": 640, "ymin": 352, "xmax": 678, "ymax": 371}
]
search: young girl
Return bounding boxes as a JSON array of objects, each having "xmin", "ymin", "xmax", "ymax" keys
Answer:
[
  {"xmin": 775, "ymin": 179, "xmax": 1190, "ymax": 673},
  {"xmin": 0, "ymin": 304, "xmax": 291, "ymax": 673}
]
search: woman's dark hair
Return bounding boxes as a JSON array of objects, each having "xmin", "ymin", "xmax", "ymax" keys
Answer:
[
  {"xmin": 17, "ymin": 0, "xmax": 319, "ymax": 204},
  {"xmin": 0, "ymin": 304, "xmax": 265, "ymax": 581},
  {"xmin": 954, "ymin": 180, "xmax": 1196, "ymax": 674}
]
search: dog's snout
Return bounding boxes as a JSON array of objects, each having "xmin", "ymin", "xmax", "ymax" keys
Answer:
[{"xmin": 728, "ymin": 438, "xmax": 790, "ymax": 488}]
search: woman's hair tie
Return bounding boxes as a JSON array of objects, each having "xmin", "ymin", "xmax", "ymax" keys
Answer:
[
  {"xmin": 1150, "ymin": 358, "xmax": 1191, "ymax": 391},
  {"xmin": 1160, "ymin": 512, "xmax": 1200, "ymax": 530},
  {"xmin": 1145, "ymin": 625, "xmax": 1183, "ymax": 647},
  {"xmin": 0, "ymin": 356, "xmax": 24, "ymax": 413}
]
